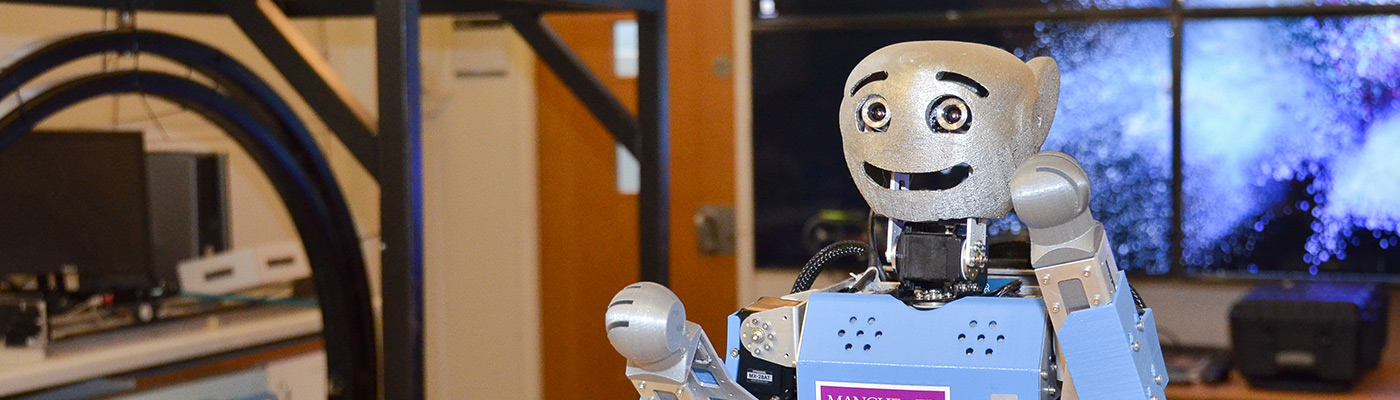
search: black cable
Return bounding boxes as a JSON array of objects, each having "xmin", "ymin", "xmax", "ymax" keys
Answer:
[
  {"xmin": 989, "ymin": 280, "xmax": 1023, "ymax": 297},
  {"xmin": 1131, "ymin": 284, "xmax": 1147, "ymax": 315},
  {"xmin": 792, "ymin": 240, "xmax": 872, "ymax": 294}
]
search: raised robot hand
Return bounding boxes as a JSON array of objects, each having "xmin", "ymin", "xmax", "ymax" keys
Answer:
[
  {"xmin": 1010, "ymin": 152, "xmax": 1171, "ymax": 400},
  {"xmin": 1009, "ymin": 151, "xmax": 1101, "ymax": 268}
]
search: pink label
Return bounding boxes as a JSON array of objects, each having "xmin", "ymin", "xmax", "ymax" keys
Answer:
[{"xmin": 815, "ymin": 381, "xmax": 950, "ymax": 400}]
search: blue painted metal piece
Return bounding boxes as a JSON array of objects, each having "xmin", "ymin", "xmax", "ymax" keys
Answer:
[
  {"xmin": 797, "ymin": 293, "xmax": 1051, "ymax": 400},
  {"xmin": 1057, "ymin": 274, "xmax": 1169, "ymax": 400},
  {"xmin": 725, "ymin": 313, "xmax": 741, "ymax": 379}
]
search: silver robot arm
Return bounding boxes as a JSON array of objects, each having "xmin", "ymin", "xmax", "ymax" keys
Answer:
[
  {"xmin": 606, "ymin": 282, "xmax": 759, "ymax": 400},
  {"xmin": 1011, "ymin": 152, "xmax": 1170, "ymax": 400}
]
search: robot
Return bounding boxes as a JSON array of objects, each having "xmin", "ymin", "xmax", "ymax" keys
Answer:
[{"xmin": 604, "ymin": 41, "xmax": 1169, "ymax": 400}]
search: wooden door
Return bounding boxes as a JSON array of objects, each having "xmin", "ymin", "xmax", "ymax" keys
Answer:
[{"xmin": 536, "ymin": 3, "xmax": 737, "ymax": 398}]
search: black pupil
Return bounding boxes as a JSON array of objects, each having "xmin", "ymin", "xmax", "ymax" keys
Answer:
[
  {"xmin": 942, "ymin": 104, "xmax": 962, "ymax": 123},
  {"xmin": 867, "ymin": 102, "xmax": 887, "ymax": 122}
]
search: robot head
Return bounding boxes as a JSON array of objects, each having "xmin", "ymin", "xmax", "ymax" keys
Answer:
[{"xmin": 840, "ymin": 41, "xmax": 1059, "ymax": 222}]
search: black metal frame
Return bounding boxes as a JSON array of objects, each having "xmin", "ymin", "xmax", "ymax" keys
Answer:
[
  {"xmin": 752, "ymin": 2, "xmax": 1400, "ymax": 278},
  {"xmin": 0, "ymin": 0, "xmax": 667, "ymax": 399}
]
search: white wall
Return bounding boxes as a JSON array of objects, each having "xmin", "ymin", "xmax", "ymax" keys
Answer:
[
  {"xmin": 734, "ymin": 0, "xmax": 756, "ymax": 306},
  {"xmin": 421, "ymin": 21, "xmax": 540, "ymax": 400},
  {"xmin": 0, "ymin": 6, "xmax": 541, "ymax": 399}
]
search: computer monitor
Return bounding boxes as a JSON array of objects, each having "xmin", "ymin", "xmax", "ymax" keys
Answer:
[
  {"xmin": 753, "ymin": 2, "xmax": 1400, "ymax": 281},
  {"xmin": 0, "ymin": 131, "xmax": 153, "ymax": 292},
  {"xmin": 1181, "ymin": 16, "xmax": 1400, "ymax": 280}
]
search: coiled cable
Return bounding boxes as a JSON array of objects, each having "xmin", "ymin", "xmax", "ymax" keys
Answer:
[{"xmin": 791, "ymin": 240, "xmax": 872, "ymax": 294}]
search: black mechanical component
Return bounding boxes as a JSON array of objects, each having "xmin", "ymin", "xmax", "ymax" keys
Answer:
[
  {"xmin": 735, "ymin": 348, "xmax": 797, "ymax": 400},
  {"xmin": 734, "ymin": 299, "xmax": 799, "ymax": 400},
  {"xmin": 0, "ymin": 71, "xmax": 374, "ymax": 400},
  {"xmin": 1, "ymin": 301, "xmax": 42, "ymax": 347},
  {"xmin": 791, "ymin": 240, "xmax": 871, "ymax": 294},
  {"xmin": 895, "ymin": 232, "xmax": 963, "ymax": 285},
  {"xmin": 891, "ymin": 221, "xmax": 988, "ymax": 303}
]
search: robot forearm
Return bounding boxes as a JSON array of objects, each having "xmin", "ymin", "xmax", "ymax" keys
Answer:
[{"xmin": 1012, "ymin": 152, "xmax": 1171, "ymax": 400}]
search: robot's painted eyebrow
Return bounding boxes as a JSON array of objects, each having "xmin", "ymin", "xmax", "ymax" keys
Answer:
[
  {"xmin": 936, "ymin": 71, "xmax": 990, "ymax": 98},
  {"xmin": 848, "ymin": 71, "xmax": 888, "ymax": 97}
]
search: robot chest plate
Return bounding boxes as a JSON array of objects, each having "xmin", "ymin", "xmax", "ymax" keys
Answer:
[{"xmin": 797, "ymin": 293, "xmax": 1055, "ymax": 400}]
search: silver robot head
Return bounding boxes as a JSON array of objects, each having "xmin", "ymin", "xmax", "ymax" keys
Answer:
[{"xmin": 840, "ymin": 41, "xmax": 1060, "ymax": 222}]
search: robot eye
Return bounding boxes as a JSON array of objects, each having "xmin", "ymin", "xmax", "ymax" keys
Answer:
[
  {"xmin": 928, "ymin": 96, "xmax": 970, "ymax": 133},
  {"xmin": 858, "ymin": 94, "xmax": 890, "ymax": 132}
]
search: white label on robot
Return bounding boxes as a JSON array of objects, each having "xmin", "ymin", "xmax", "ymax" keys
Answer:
[
  {"xmin": 816, "ymin": 380, "xmax": 951, "ymax": 400},
  {"xmin": 746, "ymin": 369, "xmax": 774, "ymax": 383}
]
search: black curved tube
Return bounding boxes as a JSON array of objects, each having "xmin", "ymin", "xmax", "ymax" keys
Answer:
[
  {"xmin": 0, "ymin": 30, "xmax": 375, "ymax": 399},
  {"xmin": 792, "ymin": 240, "xmax": 873, "ymax": 294},
  {"xmin": 0, "ymin": 30, "xmax": 363, "ymax": 277},
  {"xmin": 0, "ymin": 71, "xmax": 374, "ymax": 400},
  {"xmin": 0, "ymin": 30, "xmax": 309, "ymax": 164}
]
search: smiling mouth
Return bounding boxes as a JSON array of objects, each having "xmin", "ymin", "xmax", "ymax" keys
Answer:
[{"xmin": 864, "ymin": 161, "xmax": 972, "ymax": 191}]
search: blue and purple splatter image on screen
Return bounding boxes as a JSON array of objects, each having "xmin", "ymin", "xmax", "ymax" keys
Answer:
[
  {"xmin": 1055, "ymin": 21, "xmax": 1174, "ymax": 274},
  {"xmin": 992, "ymin": 20, "xmax": 1175, "ymax": 275},
  {"xmin": 1182, "ymin": 16, "xmax": 1400, "ymax": 278}
]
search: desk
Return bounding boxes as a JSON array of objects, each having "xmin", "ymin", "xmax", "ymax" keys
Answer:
[
  {"xmin": 0, "ymin": 306, "xmax": 320, "ymax": 397},
  {"xmin": 1168, "ymin": 368, "xmax": 1400, "ymax": 400}
]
